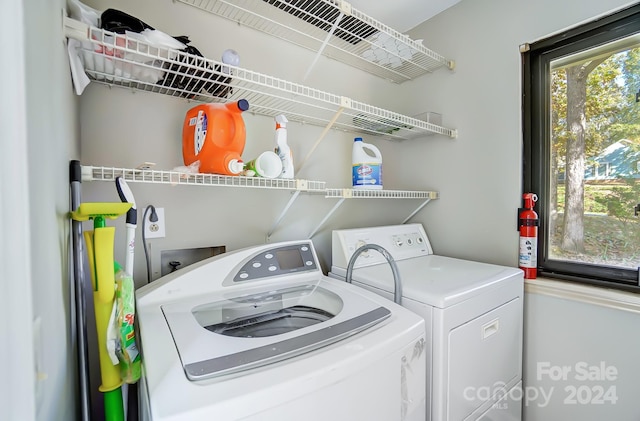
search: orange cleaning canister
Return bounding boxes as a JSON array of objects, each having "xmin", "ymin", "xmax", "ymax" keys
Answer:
[{"xmin": 182, "ymin": 99, "xmax": 249, "ymax": 175}]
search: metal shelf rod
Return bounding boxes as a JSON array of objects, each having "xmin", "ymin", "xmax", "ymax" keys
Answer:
[
  {"xmin": 267, "ymin": 190, "xmax": 302, "ymax": 239},
  {"xmin": 296, "ymin": 104, "xmax": 347, "ymax": 174},
  {"xmin": 308, "ymin": 197, "xmax": 346, "ymax": 238},
  {"xmin": 402, "ymin": 198, "xmax": 432, "ymax": 224}
]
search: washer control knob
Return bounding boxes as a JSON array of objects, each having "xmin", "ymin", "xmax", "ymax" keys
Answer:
[{"xmin": 355, "ymin": 240, "xmax": 370, "ymax": 257}]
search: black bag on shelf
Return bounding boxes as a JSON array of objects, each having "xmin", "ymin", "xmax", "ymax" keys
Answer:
[
  {"xmin": 159, "ymin": 40, "xmax": 233, "ymax": 100},
  {"xmin": 101, "ymin": 8, "xmax": 154, "ymax": 33},
  {"xmin": 100, "ymin": 9, "xmax": 233, "ymax": 99}
]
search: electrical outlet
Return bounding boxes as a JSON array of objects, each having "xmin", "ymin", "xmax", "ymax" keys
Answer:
[{"xmin": 144, "ymin": 207, "xmax": 166, "ymax": 239}]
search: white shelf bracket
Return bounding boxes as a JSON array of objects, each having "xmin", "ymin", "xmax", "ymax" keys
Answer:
[
  {"xmin": 337, "ymin": 0, "xmax": 353, "ymax": 15},
  {"xmin": 267, "ymin": 190, "xmax": 302, "ymax": 240},
  {"xmin": 64, "ymin": 16, "xmax": 89, "ymax": 40},
  {"xmin": 401, "ymin": 198, "xmax": 432, "ymax": 224},
  {"xmin": 296, "ymin": 102, "xmax": 348, "ymax": 173},
  {"xmin": 308, "ymin": 196, "xmax": 346, "ymax": 238},
  {"xmin": 80, "ymin": 165, "xmax": 95, "ymax": 181}
]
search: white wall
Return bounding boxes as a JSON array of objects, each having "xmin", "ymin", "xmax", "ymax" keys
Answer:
[
  {"xmin": 1, "ymin": 1, "xmax": 35, "ymax": 420},
  {"xmin": 26, "ymin": 0, "xmax": 80, "ymax": 419},
  {"xmin": 404, "ymin": 0, "xmax": 638, "ymax": 266},
  {"xmin": 524, "ymin": 281, "xmax": 640, "ymax": 420},
  {"xmin": 3, "ymin": 0, "xmax": 81, "ymax": 420},
  {"xmin": 407, "ymin": 1, "xmax": 639, "ymax": 420}
]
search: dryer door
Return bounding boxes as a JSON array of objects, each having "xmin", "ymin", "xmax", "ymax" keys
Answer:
[{"xmin": 447, "ymin": 297, "xmax": 522, "ymax": 420}]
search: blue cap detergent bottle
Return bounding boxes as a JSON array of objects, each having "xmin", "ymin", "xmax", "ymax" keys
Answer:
[{"xmin": 352, "ymin": 137, "xmax": 382, "ymax": 189}]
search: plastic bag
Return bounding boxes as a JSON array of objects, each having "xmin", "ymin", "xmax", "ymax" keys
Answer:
[{"xmin": 114, "ymin": 263, "xmax": 141, "ymax": 384}]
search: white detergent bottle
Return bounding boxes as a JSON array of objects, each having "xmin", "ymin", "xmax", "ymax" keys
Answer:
[
  {"xmin": 274, "ymin": 114, "xmax": 294, "ymax": 178},
  {"xmin": 352, "ymin": 137, "xmax": 383, "ymax": 189}
]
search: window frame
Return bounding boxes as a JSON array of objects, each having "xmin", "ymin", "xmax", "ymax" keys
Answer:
[{"xmin": 522, "ymin": 3, "xmax": 640, "ymax": 292}]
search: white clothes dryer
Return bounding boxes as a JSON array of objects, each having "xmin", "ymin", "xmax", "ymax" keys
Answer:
[
  {"xmin": 136, "ymin": 240, "xmax": 427, "ymax": 421},
  {"xmin": 330, "ymin": 224, "xmax": 524, "ymax": 421}
]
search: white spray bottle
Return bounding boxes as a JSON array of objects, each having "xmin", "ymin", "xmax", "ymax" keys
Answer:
[{"xmin": 274, "ymin": 114, "xmax": 294, "ymax": 178}]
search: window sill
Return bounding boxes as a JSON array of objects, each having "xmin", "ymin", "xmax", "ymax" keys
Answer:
[{"xmin": 525, "ymin": 277, "xmax": 640, "ymax": 314}]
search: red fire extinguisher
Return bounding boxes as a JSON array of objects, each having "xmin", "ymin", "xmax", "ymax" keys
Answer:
[{"xmin": 519, "ymin": 193, "xmax": 538, "ymax": 279}]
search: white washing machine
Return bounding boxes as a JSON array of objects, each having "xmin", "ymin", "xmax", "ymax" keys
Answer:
[
  {"xmin": 330, "ymin": 224, "xmax": 524, "ymax": 421},
  {"xmin": 136, "ymin": 240, "xmax": 427, "ymax": 421}
]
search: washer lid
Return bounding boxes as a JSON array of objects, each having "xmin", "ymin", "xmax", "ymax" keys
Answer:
[
  {"xmin": 334, "ymin": 255, "xmax": 523, "ymax": 308},
  {"xmin": 162, "ymin": 278, "xmax": 391, "ymax": 380}
]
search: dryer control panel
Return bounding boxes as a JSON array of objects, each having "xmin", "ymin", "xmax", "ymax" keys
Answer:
[
  {"xmin": 230, "ymin": 243, "xmax": 318, "ymax": 283},
  {"xmin": 332, "ymin": 224, "xmax": 434, "ymax": 269}
]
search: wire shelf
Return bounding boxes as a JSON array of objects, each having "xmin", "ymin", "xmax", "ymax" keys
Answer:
[
  {"xmin": 65, "ymin": 18, "xmax": 457, "ymax": 140},
  {"xmin": 80, "ymin": 166, "xmax": 439, "ymax": 199},
  {"xmin": 175, "ymin": 0, "xmax": 455, "ymax": 83},
  {"xmin": 81, "ymin": 165, "xmax": 438, "ymax": 234},
  {"xmin": 81, "ymin": 166, "xmax": 328, "ymax": 191},
  {"xmin": 324, "ymin": 188, "xmax": 438, "ymax": 199}
]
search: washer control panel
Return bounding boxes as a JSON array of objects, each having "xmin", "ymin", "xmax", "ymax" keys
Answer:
[
  {"xmin": 391, "ymin": 232, "xmax": 426, "ymax": 249},
  {"xmin": 232, "ymin": 243, "xmax": 317, "ymax": 283},
  {"xmin": 332, "ymin": 224, "xmax": 433, "ymax": 269}
]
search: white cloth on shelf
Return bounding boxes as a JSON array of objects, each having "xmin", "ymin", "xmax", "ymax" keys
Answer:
[{"xmin": 66, "ymin": 0, "xmax": 187, "ymax": 94}]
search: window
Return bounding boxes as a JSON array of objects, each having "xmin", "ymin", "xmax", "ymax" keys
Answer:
[
  {"xmin": 523, "ymin": 4, "xmax": 640, "ymax": 291},
  {"xmin": 585, "ymin": 161, "xmax": 611, "ymax": 179}
]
